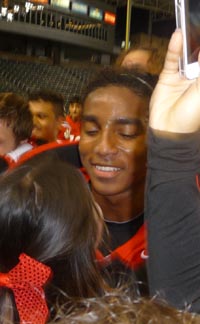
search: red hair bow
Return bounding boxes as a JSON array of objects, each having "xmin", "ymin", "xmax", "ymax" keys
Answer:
[{"xmin": 0, "ymin": 253, "xmax": 52, "ymax": 324}]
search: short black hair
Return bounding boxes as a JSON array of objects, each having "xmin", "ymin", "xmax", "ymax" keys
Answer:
[
  {"xmin": 28, "ymin": 89, "xmax": 65, "ymax": 118},
  {"xmin": 69, "ymin": 95, "xmax": 81, "ymax": 105},
  {"xmin": 81, "ymin": 67, "xmax": 158, "ymax": 105}
]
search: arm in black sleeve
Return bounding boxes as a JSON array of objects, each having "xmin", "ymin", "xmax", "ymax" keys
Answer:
[{"xmin": 145, "ymin": 128, "xmax": 200, "ymax": 313}]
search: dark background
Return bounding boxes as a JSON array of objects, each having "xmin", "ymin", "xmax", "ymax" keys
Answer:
[{"xmin": 115, "ymin": 6, "xmax": 176, "ymax": 45}]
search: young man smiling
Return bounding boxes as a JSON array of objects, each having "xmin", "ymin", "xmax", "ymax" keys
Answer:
[{"xmin": 79, "ymin": 67, "xmax": 157, "ymax": 293}]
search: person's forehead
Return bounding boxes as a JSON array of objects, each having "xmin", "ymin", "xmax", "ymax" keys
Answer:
[
  {"xmin": 84, "ymin": 86, "xmax": 147, "ymax": 110},
  {"xmin": 86, "ymin": 84, "xmax": 136, "ymax": 98},
  {"xmin": 29, "ymin": 100, "xmax": 55, "ymax": 114},
  {"xmin": 70, "ymin": 102, "xmax": 82, "ymax": 108},
  {"xmin": 83, "ymin": 86, "xmax": 148, "ymax": 122}
]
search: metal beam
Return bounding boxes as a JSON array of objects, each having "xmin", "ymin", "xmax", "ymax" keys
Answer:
[{"xmin": 125, "ymin": 0, "xmax": 132, "ymax": 49}]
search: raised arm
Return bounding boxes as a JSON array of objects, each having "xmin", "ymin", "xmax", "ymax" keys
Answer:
[
  {"xmin": 150, "ymin": 29, "xmax": 200, "ymax": 133},
  {"xmin": 146, "ymin": 29, "xmax": 200, "ymax": 313}
]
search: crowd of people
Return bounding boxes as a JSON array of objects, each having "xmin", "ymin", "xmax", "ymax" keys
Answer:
[{"xmin": 0, "ymin": 28, "xmax": 200, "ymax": 323}]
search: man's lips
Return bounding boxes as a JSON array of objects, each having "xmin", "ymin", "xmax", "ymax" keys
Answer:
[{"xmin": 32, "ymin": 127, "xmax": 41, "ymax": 132}]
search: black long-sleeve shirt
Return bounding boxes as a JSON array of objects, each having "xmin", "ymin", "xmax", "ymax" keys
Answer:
[{"xmin": 145, "ymin": 128, "xmax": 200, "ymax": 312}]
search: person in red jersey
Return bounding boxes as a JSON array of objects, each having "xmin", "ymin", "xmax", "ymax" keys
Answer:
[{"xmin": 64, "ymin": 95, "xmax": 82, "ymax": 141}]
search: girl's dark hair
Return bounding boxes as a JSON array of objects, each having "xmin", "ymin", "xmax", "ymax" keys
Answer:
[
  {"xmin": 0, "ymin": 154, "xmax": 105, "ymax": 320},
  {"xmin": 81, "ymin": 67, "xmax": 158, "ymax": 106}
]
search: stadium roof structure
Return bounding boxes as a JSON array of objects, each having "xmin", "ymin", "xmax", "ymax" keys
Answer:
[
  {"xmin": 103, "ymin": 0, "xmax": 175, "ymax": 17},
  {"xmin": 105, "ymin": 0, "xmax": 175, "ymax": 50}
]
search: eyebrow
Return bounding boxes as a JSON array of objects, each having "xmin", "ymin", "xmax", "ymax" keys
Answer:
[{"xmin": 82, "ymin": 115, "xmax": 143, "ymax": 127}]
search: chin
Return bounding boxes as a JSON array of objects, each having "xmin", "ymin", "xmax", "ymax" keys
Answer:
[{"xmin": 93, "ymin": 185, "xmax": 121, "ymax": 197}]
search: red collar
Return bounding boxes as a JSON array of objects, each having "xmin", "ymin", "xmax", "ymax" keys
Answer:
[{"xmin": 96, "ymin": 223, "xmax": 147, "ymax": 269}]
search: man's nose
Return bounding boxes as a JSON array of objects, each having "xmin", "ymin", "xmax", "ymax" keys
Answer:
[
  {"xmin": 94, "ymin": 131, "xmax": 118, "ymax": 156},
  {"xmin": 32, "ymin": 115, "xmax": 38, "ymax": 125}
]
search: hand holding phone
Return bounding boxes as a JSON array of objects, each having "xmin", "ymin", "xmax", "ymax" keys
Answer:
[{"xmin": 175, "ymin": 0, "xmax": 200, "ymax": 79}]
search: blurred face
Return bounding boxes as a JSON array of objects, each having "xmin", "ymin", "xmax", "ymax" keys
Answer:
[
  {"xmin": 69, "ymin": 102, "xmax": 82, "ymax": 121},
  {"xmin": 0, "ymin": 120, "xmax": 17, "ymax": 155},
  {"xmin": 79, "ymin": 85, "xmax": 148, "ymax": 198},
  {"xmin": 29, "ymin": 100, "xmax": 61, "ymax": 142},
  {"xmin": 121, "ymin": 49, "xmax": 150, "ymax": 70}
]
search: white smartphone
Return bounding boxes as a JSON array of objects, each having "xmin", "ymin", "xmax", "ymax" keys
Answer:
[{"xmin": 175, "ymin": 0, "xmax": 200, "ymax": 79}]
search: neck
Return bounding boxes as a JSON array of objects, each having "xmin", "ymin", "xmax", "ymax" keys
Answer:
[{"xmin": 92, "ymin": 182, "xmax": 145, "ymax": 223}]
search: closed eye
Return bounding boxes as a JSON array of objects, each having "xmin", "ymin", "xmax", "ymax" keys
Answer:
[
  {"xmin": 82, "ymin": 120, "xmax": 99, "ymax": 136},
  {"xmin": 85, "ymin": 129, "xmax": 98, "ymax": 136},
  {"xmin": 120, "ymin": 133, "xmax": 139, "ymax": 139},
  {"xmin": 37, "ymin": 113, "xmax": 47, "ymax": 119}
]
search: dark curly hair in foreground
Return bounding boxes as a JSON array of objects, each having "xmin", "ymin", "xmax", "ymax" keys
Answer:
[{"xmin": 50, "ymin": 290, "xmax": 200, "ymax": 324}]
